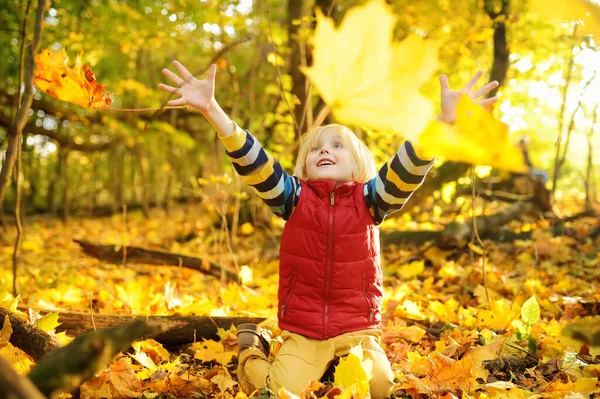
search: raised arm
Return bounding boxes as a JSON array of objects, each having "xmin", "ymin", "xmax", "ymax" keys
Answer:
[
  {"xmin": 364, "ymin": 141, "xmax": 434, "ymax": 224},
  {"xmin": 364, "ymin": 70, "xmax": 501, "ymax": 223},
  {"xmin": 159, "ymin": 61, "xmax": 300, "ymax": 219}
]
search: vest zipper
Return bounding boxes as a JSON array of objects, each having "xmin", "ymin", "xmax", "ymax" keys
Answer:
[{"xmin": 324, "ymin": 191, "xmax": 335, "ymax": 339}]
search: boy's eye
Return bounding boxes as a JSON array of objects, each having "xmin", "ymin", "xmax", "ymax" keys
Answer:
[
  {"xmin": 312, "ymin": 146, "xmax": 320, "ymax": 152},
  {"xmin": 334, "ymin": 144, "xmax": 343, "ymax": 149}
]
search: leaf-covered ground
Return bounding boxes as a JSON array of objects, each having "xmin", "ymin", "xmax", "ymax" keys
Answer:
[{"xmin": 1, "ymin": 197, "xmax": 599, "ymax": 399}]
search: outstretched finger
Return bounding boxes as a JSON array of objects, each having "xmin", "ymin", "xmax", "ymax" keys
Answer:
[
  {"xmin": 439, "ymin": 74, "xmax": 450, "ymax": 92},
  {"xmin": 464, "ymin": 70, "xmax": 484, "ymax": 91},
  {"xmin": 162, "ymin": 68, "xmax": 184, "ymax": 86},
  {"xmin": 206, "ymin": 63, "xmax": 217, "ymax": 82},
  {"xmin": 158, "ymin": 83, "xmax": 180, "ymax": 94},
  {"xmin": 173, "ymin": 60, "xmax": 194, "ymax": 81},
  {"xmin": 476, "ymin": 96, "xmax": 499, "ymax": 106},
  {"xmin": 472, "ymin": 81, "xmax": 499, "ymax": 99},
  {"xmin": 167, "ymin": 97, "xmax": 186, "ymax": 107}
]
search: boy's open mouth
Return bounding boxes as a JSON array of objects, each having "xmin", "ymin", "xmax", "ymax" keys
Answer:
[{"xmin": 317, "ymin": 158, "xmax": 336, "ymax": 167}]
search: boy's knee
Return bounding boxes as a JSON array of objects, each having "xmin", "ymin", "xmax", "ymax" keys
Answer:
[
  {"xmin": 370, "ymin": 371, "xmax": 395, "ymax": 399},
  {"xmin": 367, "ymin": 349, "xmax": 395, "ymax": 399}
]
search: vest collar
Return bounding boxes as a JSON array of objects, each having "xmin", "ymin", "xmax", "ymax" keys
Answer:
[{"xmin": 305, "ymin": 179, "xmax": 358, "ymax": 199}]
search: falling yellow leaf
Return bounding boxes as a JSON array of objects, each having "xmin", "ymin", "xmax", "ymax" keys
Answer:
[
  {"xmin": 333, "ymin": 344, "xmax": 373, "ymax": 389},
  {"xmin": 418, "ymin": 96, "xmax": 528, "ymax": 172},
  {"xmin": 302, "ymin": 0, "xmax": 438, "ymax": 137},
  {"xmin": 34, "ymin": 48, "xmax": 112, "ymax": 109},
  {"xmin": 530, "ymin": 0, "xmax": 600, "ymax": 40}
]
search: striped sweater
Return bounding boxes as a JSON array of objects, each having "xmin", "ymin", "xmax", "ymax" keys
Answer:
[{"xmin": 220, "ymin": 124, "xmax": 434, "ymax": 223}]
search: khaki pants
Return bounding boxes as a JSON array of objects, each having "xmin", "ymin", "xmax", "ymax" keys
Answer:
[{"xmin": 237, "ymin": 329, "xmax": 395, "ymax": 399}]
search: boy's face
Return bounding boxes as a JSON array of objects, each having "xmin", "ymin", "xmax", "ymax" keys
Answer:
[{"xmin": 305, "ymin": 128, "xmax": 354, "ymax": 183}]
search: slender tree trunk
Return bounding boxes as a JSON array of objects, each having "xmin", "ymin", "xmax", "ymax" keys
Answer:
[
  {"xmin": 12, "ymin": 136, "xmax": 24, "ymax": 296},
  {"xmin": 586, "ymin": 105, "xmax": 598, "ymax": 211},
  {"xmin": 288, "ymin": 0, "xmax": 309, "ymax": 139},
  {"xmin": 0, "ymin": 0, "xmax": 47, "ymax": 210},
  {"xmin": 61, "ymin": 149, "xmax": 70, "ymax": 223},
  {"xmin": 484, "ymin": 0, "xmax": 509, "ymax": 98},
  {"xmin": 552, "ymin": 28, "xmax": 578, "ymax": 197},
  {"xmin": 48, "ymin": 148, "xmax": 61, "ymax": 213}
]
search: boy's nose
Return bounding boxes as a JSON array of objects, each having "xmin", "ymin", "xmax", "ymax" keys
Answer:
[{"xmin": 320, "ymin": 148, "xmax": 329, "ymax": 154}]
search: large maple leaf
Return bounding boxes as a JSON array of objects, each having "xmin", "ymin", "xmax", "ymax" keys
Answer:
[
  {"xmin": 301, "ymin": 0, "xmax": 438, "ymax": 137},
  {"xmin": 530, "ymin": 0, "xmax": 600, "ymax": 40},
  {"xmin": 34, "ymin": 48, "xmax": 112, "ymax": 109},
  {"xmin": 419, "ymin": 95, "xmax": 528, "ymax": 173}
]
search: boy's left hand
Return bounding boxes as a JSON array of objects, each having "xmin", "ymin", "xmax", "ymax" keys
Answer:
[{"xmin": 437, "ymin": 70, "xmax": 499, "ymax": 125}]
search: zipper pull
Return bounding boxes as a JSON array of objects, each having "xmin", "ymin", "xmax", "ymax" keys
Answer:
[
  {"xmin": 281, "ymin": 305, "xmax": 286, "ymax": 318},
  {"xmin": 330, "ymin": 192, "xmax": 335, "ymax": 206},
  {"xmin": 369, "ymin": 308, "xmax": 374, "ymax": 322}
]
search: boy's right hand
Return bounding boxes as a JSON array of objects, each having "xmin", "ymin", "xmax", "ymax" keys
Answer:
[{"xmin": 159, "ymin": 60, "xmax": 217, "ymax": 114}]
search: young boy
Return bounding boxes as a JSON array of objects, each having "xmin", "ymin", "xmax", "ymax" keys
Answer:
[{"xmin": 159, "ymin": 61, "xmax": 498, "ymax": 398}]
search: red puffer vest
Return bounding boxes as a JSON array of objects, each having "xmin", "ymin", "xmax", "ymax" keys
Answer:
[{"xmin": 278, "ymin": 179, "xmax": 382, "ymax": 340}]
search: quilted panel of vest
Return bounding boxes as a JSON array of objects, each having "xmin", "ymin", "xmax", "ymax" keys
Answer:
[
  {"xmin": 362, "ymin": 275, "xmax": 376, "ymax": 322},
  {"xmin": 280, "ymin": 269, "xmax": 299, "ymax": 319}
]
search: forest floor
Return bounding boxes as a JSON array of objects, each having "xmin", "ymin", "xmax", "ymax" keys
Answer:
[{"xmin": 0, "ymin": 196, "xmax": 599, "ymax": 399}]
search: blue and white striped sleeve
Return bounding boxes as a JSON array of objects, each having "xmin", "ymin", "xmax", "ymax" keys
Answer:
[
  {"xmin": 364, "ymin": 141, "xmax": 434, "ymax": 224},
  {"xmin": 220, "ymin": 123, "xmax": 301, "ymax": 220}
]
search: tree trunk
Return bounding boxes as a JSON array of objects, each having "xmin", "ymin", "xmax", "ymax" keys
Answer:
[
  {"xmin": 61, "ymin": 149, "xmax": 70, "ymax": 223},
  {"xmin": 0, "ymin": 0, "xmax": 47, "ymax": 210},
  {"xmin": 484, "ymin": 0, "xmax": 510, "ymax": 98},
  {"xmin": 29, "ymin": 309, "xmax": 266, "ymax": 345},
  {"xmin": 288, "ymin": 0, "xmax": 310, "ymax": 138},
  {"xmin": 552, "ymin": 27, "xmax": 578, "ymax": 197},
  {"xmin": 585, "ymin": 106, "xmax": 597, "ymax": 211},
  {"xmin": 74, "ymin": 239, "xmax": 241, "ymax": 283}
]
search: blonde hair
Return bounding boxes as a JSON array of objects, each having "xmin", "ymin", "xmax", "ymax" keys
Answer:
[{"xmin": 293, "ymin": 124, "xmax": 377, "ymax": 183}]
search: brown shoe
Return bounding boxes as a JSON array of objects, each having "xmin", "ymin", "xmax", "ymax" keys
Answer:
[{"xmin": 237, "ymin": 323, "xmax": 270, "ymax": 357}]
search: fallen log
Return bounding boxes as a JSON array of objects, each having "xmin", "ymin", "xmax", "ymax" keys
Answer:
[
  {"xmin": 34, "ymin": 309, "xmax": 266, "ymax": 344},
  {"xmin": 28, "ymin": 320, "xmax": 158, "ymax": 397},
  {"xmin": 74, "ymin": 239, "xmax": 240, "ymax": 284},
  {"xmin": 440, "ymin": 201, "xmax": 533, "ymax": 247},
  {"xmin": 0, "ymin": 307, "xmax": 60, "ymax": 361}
]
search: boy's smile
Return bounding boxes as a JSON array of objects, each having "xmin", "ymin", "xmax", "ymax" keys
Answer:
[{"xmin": 305, "ymin": 128, "xmax": 354, "ymax": 183}]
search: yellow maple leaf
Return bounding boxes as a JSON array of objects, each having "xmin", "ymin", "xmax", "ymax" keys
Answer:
[
  {"xmin": 80, "ymin": 359, "xmax": 142, "ymax": 399},
  {"xmin": 544, "ymin": 377, "xmax": 599, "ymax": 396},
  {"xmin": 477, "ymin": 299, "xmax": 518, "ymax": 330},
  {"xmin": 0, "ymin": 316, "xmax": 12, "ymax": 349},
  {"xmin": 34, "ymin": 48, "xmax": 112, "ymax": 109},
  {"xmin": 192, "ymin": 339, "xmax": 237, "ymax": 365},
  {"xmin": 131, "ymin": 338, "xmax": 170, "ymax": 364},
  {"xmin": 301, "ymin": 0, "xmax": 438, "ymax": 137},
  {"xmin": 530, "ymin": 0, "xmax": 600, "ymax": 40},
  {"xmin": 396, "ymin": 260, "xmax": 425, "ymax": 280},
  {"xmin": 421, "ymin": 352, "xmax": 474, "ymax": 393},
  {"xmin": 418, "ymin": 96, "xmax": 528, "ymax": 172},
  {"xmin": 35, "ymin": 311, "xmax": 61, "ymax": 333},
  {"xmin": 333, "ymin": 344, "xmax": 373, "ymax": 389}
]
